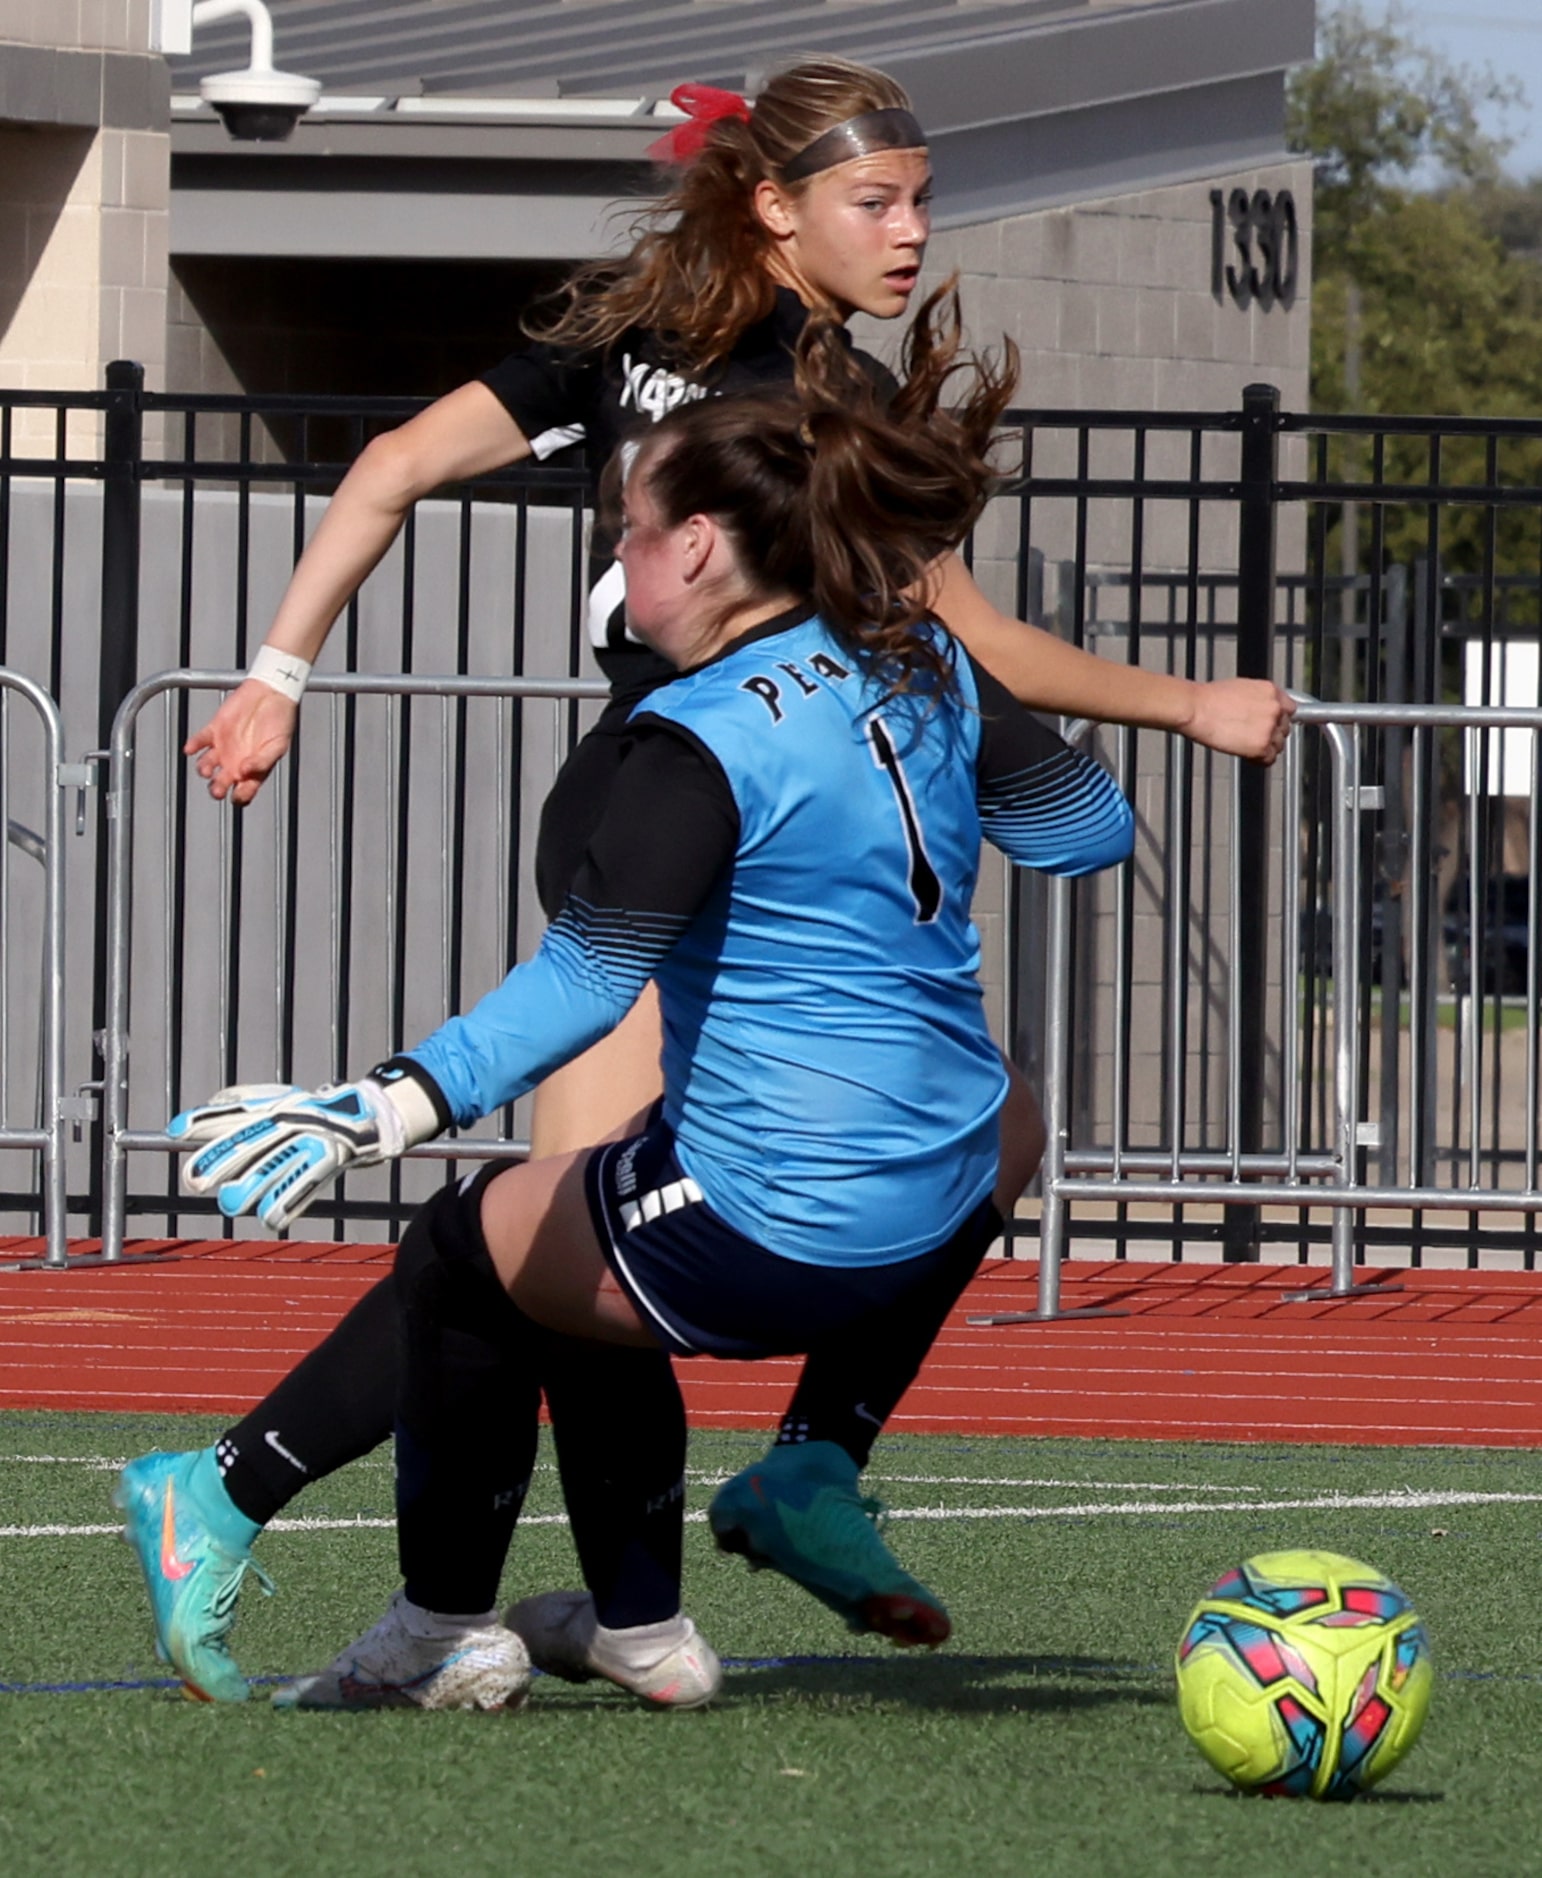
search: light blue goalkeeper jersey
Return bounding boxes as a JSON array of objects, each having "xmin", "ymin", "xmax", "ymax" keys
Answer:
[{"xmin": 407, "ymin": 611, "xmax": 1133, "ymax": 1268}]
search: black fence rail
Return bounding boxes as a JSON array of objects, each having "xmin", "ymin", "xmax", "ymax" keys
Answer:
[{"xmin": 1, "ymin": 368, "xmax": 1539, "ymax": 1266}]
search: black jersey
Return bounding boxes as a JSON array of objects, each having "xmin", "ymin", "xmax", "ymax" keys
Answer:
[{"xmin": 479, "ymin": 288, "xmax": 895, "ymax": 705}]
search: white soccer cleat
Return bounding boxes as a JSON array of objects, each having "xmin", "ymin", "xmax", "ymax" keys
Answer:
[
  {"xmin": 505, "ymin": 1589, "xmax": 721, "ymax": 1709},
  {"xmin": 272, "ymin": 1589, "xmax": 530, "ymax": 1711}
]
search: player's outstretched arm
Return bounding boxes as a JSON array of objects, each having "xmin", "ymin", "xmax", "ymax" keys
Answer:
[
  {"xmin": 187, "ymin": 382, "xmax": 533, "ymax": 804},
  {"xmin": 921, "ymin": 551, "xmax": 1295, "ymax": 766},
  {"xmin": 181, "ymin": 728, "xmax": 733, "ymax": 1228},
  {"xmin": 171, "ymin": 1067, "xmax": 448, "ymax": 1233}
]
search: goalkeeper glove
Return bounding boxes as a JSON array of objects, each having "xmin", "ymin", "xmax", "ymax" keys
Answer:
[{"xmin": 169, "ymin": 1061, "xmax": 448, "ymax": 1233}]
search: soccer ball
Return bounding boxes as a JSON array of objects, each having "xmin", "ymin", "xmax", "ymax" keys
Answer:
[{"xmin": 1175, "ymin": 1549, "xmax": 1433, "ymax": 1800}]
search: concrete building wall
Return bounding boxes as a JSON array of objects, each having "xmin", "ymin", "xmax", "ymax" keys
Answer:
[
  {"xmin": 0, "ymin": 0, "xmax": 170, "ymax": 441},
  {"xmin": 0, "ymin": 1, "xmax": 151, "ymax": 51}
]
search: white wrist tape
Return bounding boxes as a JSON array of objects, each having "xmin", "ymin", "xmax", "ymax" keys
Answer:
[{"xmin": 248, "ymin": 645, "xmax": 312, "ymax": 704}]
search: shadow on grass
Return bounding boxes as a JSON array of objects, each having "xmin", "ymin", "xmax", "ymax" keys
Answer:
[
  {"xmin": 534, "ymin": 1652, "xmax": 1170, "ymax": 1717},
  {"xmin": 1189, "ymin": 1783, "xmax": 1446, "ymax": 1806}
]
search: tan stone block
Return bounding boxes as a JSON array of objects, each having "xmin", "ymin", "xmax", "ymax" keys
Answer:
[
  {"xmin": 1014, "ymin": 279, "xmax": 1060, "ymax": 353},
  {"xmin": 1149, "ymin": 209, "xmax": 1212, "ymax": 292},
  {"xmin": 1070, "ymin": 210, "xmax": 1124, "ymax": 286},
  {"xmin": 0, "ymin": 201, "xmax": 28, "ymax": 280},
  {"xmin": 977, "ymin": 272, "xmax": 1057, "ymax": 351},
  {"xmin": 1012, "ymin": 206, "xmax": 1080, "ymax": 283},
  {"xmin": 97, "ymin": 124, "xmax": 126, "ymax": 205},
  {"xmin": 78, "ymin": 0, "xmax": 110, "ymax": 49},
  {"xmin": 1085, "ymin": 352, "xmax": 1158, "ymax": 411},
  {"xmin": 1174, "ymin": 292, "xmax": 1218, "ymax": 363},
  {"xmin": 121, "ymin": 129, "xmax": 168, "ymax": 210},
  {"xmin": 163, "ymin": 317, "xmax": 204, "ymax": 392},
  {"xmin": 1059, "ymin": 282, "xmax": 1097, "ymax": 354},
  {"xmin": 1135, "ymin": 291, "xmax": 1177, "ymax": 360},
  {"xmin": 197, "ymin": 325, "xmax": 241, "ymax": 395},
  {"xmin": 1096, "ymin": 288, "xmax": 1140, "ymax": 358},
  {"xmin": 117, "ymin": 281, "xmax": 164, "ymax": 365},
  {"xmin": 8, "ymin": 279, "xmax": 95, "ymax": 361},
  {"xmin": 928, "ymin": 219, "xmax": 1002, "ymax": 278},
  {"xmin": 1016, "ymin": 345, "xmax": 1083, "ymax": 410},
  {"xmin": 33, "ymin": 200, "xmax": 98, "ymax": 287},
  {"xmin": 12, "ymin": 0, "xmax": 77, "ymax": 47},
  {"xmin": 1116, "ymin": 215, "xmax": 1164, "ymax": 289},
  {"xmin": 0, "ymin": 126, "xmax": 83, "ymax": 210},
  {"xmin": 142, "ymin": 200, "xmax": 166, "ymax": 277},
  {"xmin": 1164, "ymin": 354, "xmax": 1232, "ymax": 411},
  {"xmin": 1196, "ymin": 293, "xmax": 1253, "ymax": 365},
  {"xmin": 1247, "ymin": 302, "xmax": 1302, "ymax": 371},
  {"xmin": 98, "ymin": 205, "xmax": 146, "ymax": 287},
  {"xmin": 92, "ymin": 277, "xmax": 123, "ymax": 357}
]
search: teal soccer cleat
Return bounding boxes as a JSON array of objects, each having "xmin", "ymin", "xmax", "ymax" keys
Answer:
[
  {"xmin": 707, "ymin": 1440, "xmax": 950, "ymax": 1648},
  {"xmin": 114, "ymin": 1448, "xmax": 272, "ymax": 1703}
]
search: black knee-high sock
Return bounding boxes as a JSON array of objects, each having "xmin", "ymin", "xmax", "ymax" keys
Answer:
[
  {"xmin": 393, "ymin": 1176, "xmax": 542, "ymax": 1615},
  {"xmin": 542, "ymin": 1332, "xmax": 687, "ymax": 1631},
  {"xmin": 216, "ymin": 1275, "xmax": 399, "ymax": 1526},
  {"xmin": 216, "ymin": 1192, "xmax": 687, "ymax": 1630},
  {"xmin": 777, "ymin": 1199, "xmax": 1003, "ymax": 1469}
]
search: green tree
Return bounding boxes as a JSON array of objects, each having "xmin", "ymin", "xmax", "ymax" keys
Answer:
[
  {"xmin": 1472, "ymin": 176, "xmax": 1542, "ymax": 263},
  {"xmin": 1288, "ymin": 2, "xmax": 1520, "ymax": 260},
  {"xmin": 1288, "ymin": 5, "xmax": 1542, "ymax": 591}
]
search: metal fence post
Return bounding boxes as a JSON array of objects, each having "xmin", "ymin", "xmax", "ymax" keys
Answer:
[
  {"xmin": 89, "ymin": 360, "xmax": 143, "ymax": 1244},
  {"xmin": 1223, "ymin": 383, "xmax": 1280, "ymax": 1261}
]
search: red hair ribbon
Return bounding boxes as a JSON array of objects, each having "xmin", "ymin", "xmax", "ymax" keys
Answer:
[{"xmin": 646, "ymin": 82, "xmax": 752, "ymax": 165}]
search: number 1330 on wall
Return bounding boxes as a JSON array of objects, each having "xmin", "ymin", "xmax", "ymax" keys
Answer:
[{"xmin": 1210, "ymin": 187, "xmax": 1299, "ymax": 310}]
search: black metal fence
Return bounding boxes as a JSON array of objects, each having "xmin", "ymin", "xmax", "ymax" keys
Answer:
[{"xmin": 1, "ymin": 367, "xmax": 1539, "ymax": 1263}]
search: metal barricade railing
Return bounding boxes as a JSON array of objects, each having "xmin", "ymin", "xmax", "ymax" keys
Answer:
[
  {"xmin": 1009, "ymin": 697, "xmax": 1542, "ymax": 1324},
  {"xmin": 98, "ymin": 669, "xmax": 608, "ymax": 1263},
  {"xmin": 0, "ymin": 668, "xmax": 68, "ymax": 1265}
]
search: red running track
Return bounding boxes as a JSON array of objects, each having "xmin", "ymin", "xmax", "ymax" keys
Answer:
[{"xmin": 1, "ymin": 1239, "xmax": 1540, "ymax": 1447}]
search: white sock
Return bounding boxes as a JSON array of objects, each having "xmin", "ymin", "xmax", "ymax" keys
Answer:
[
  {"xmin": 401, "ymin": 1594, "xmax": 500, "ymax": 1640},
  {"xmin": 592, "ymin": 1613, "xmax": 692, "ymax": 1671}
]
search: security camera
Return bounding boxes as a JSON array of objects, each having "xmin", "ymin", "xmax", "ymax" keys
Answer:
[
  {"xmin": 200, "ymin": 63, "xmax": 321, "ymax": 141},
  {"xmin": 159, "ymin": 0, "xmax": 322, "ymax": 141}
]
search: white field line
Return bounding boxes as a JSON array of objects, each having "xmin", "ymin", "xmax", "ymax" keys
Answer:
[
  {"xmin": 8, "ymin": 1486, "xmax": 1542, "ymax": 1541},
  {"xmin": 0, "ymin": 1457, "xmax": 1269, "ymax": 1494}
]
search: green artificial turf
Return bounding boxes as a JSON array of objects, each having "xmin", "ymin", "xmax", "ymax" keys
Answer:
[{"xmin": 1, "ymin": 1412, "xmax": 1538, "ymax": 1877}]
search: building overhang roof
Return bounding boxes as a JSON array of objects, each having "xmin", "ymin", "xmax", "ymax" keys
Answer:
[{"xmin": 168, "ymin": 0, "xmax": 1315, "ymax": 259}]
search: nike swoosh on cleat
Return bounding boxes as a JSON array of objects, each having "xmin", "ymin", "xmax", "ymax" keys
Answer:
[{"xmin": 160, "ymin": 1482, "xmax": 196, "ymax": 1582}]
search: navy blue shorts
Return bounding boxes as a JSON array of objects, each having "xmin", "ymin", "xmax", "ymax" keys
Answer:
[{"xmin": 584, "ymin": 1110, "xmax": 998, "ymax": 1359}]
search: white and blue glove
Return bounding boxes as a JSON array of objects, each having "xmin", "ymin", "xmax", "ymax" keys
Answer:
[{"xmin": 169, "ymin": 1064, "xmax": 446, "ymax": 1233}]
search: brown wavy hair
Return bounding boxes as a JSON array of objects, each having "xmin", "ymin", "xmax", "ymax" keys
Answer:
[
  {"xmin": 528, "ymin": 57, "xmax": 916, "ymax": 370},
  {"xmin": 629, "ymin": 283, "xmax": 1019, "ymax": 696}
]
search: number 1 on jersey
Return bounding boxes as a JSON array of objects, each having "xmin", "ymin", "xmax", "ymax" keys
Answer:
[{"xmin": 866, "ymin": 717, "xmax": 943, "ymax": 924}]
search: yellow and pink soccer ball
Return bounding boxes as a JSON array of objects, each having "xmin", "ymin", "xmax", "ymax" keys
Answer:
[{"xmin": 1175, "ymin": 1549, "xmax": 1433, "ymax": 1800}]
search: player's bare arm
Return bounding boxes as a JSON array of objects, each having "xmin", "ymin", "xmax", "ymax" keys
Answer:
[
  {"xmin": 922, "ymin": 550, "xmax": 1294, "ymax": 766},
  {"xmin": 187, "ymin": 382, "xmax": 533, "ymax": 805}
]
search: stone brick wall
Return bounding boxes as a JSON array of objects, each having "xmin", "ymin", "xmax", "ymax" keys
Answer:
[
  {"xmin": 0, "ymin": 0, "xmax": 150, "ymax": 49},
  {"xmin": 0, "ymin": 0, "xmax": 169, "ymax": 434}
]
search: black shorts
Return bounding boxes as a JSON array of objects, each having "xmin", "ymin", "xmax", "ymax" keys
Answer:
[
  {"xmin": 584, "ymin": 1108, "xmax": 1000, "ymax": 1360},
  {"xmin": 535, "ymin": 691, "xmax": 652, "ymax": 917}
]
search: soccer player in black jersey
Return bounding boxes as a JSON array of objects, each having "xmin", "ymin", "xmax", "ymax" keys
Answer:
[{"xmin": 119, "ymin": 58, "xmax": 1292, "ymax": 1706}]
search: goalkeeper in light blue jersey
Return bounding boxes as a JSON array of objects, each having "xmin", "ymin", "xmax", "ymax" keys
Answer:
[{"xmin": 125, "ymin": 301, "xmax": 1132, "ymax": 1713}]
